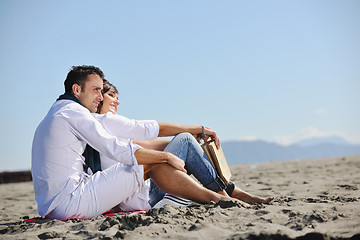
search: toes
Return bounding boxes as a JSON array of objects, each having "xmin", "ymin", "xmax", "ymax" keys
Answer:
[{"xmin": 263, "ymin": 196, "xmax": 274, "ymax": 204}]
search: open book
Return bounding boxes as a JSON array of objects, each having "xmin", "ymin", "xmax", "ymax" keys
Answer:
[{"xmin": 201, "ymin": 140, "xmax": 232, "ymax": 184}]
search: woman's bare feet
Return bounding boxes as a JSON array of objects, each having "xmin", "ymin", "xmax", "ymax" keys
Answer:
[{"xmin": 231, "ymin": 186, "xmax": 274, "ymax": 205}]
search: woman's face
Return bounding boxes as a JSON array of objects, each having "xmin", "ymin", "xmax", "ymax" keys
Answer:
[{"xmin": 99, "ymin": 90, "xmax": 120, "ymax": 114}]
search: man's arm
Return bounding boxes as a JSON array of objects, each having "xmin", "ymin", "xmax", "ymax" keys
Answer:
[
  {"xmin": 133, "ymin": 140, "xmax": 170, "ymax": 151},
  {"xmin": 134, "ymin": 148, "xmax": 186, "ymax": 173},
  {"xmin": 158, "ymin": 123, "xmax": 220, "ymax": 148}
]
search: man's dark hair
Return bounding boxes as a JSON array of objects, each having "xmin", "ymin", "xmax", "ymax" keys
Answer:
[{"xmin": 64, "ymin": 65, "xmax": 105, "ymax": 94}]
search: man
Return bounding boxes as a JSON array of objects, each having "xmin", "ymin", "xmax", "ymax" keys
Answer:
[{"xmin": 31, "ymin": 65, "xmax": 232, "ymax": 220}]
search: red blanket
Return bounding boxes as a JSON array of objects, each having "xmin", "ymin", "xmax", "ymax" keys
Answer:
[{"xmin": 25, "ymin": 210, "xmax": 147, "ymax": 223}]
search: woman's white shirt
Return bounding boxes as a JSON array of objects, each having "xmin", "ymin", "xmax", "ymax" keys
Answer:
[
  {"xmin": 92, "ymin": 112, "xmax": 160, "ymax": 211},
  {"xmin": 93, "ymin": 112, "xmax": 159, "ymax": 169}
]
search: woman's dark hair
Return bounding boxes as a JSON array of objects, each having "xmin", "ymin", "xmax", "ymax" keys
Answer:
[
  {"xmin": 97, "ymin": 79, "xmax": 119, "ymax": 113},
  {"xmin": 64, "ymin": 65, "xmax": 105, "ymax": 94},
  {"xmin": 102, "ymin": 79, "xmax": 118, "ymax": 95}
]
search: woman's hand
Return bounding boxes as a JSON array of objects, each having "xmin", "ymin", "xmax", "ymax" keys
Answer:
[
  {"xmin": 166, "ymin": 152, "xmax": 187, "ymax": 173},
  {"xmin": 204, "ymin": 127, "xmax": 221, "ymax": 149}
]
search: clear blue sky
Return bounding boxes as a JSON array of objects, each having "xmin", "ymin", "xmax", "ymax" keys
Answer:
[{"xmin": 1, "ymin": 0, "xmax": 359, "ymax": 170}]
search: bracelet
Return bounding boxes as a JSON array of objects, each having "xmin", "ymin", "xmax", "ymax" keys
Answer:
[{"xmin": 198, "ymin": 126, "xmax": 206, "ymax": 139}]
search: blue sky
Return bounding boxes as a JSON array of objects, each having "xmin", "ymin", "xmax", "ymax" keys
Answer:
[{"xmin": 0, "ymin": 0, "xmax": 359, "ymax": 170}]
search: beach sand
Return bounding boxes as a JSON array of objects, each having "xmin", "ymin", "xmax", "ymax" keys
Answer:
[{"xmin": 1, "ymin": 155, "xmax": 359, "ymax": 239}]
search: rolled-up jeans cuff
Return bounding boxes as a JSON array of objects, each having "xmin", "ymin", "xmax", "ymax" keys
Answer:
[
  {"xmin": 225, "ymin": 181, "xmax": 235, "ymax": 196},
  {"xmin": 205, "ymin": 175, "xmax": 227, "ymax": 192}
]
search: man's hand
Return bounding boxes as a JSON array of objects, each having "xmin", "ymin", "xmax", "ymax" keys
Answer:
[
  {"xmin": 166, "ymin": 152, "xmax": 187, "ymax": 173},
  {"xmin": 135, "ymin": 149, "xmax": 186, "ymax": 173}
]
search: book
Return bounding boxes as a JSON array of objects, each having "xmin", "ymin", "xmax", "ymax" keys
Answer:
[{"xmin": 201, "ymin": 140, "xmax": 232, "ymax": 184}]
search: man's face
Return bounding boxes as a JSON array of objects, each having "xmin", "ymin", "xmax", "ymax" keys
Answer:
[{"xmin": 75, "ymin": 74, "xmax": 103, "ymax": 113}]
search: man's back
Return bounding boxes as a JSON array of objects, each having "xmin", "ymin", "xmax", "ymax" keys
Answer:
[{"xmin": 31, "ymin": 100, "xmax": 88, "ymax": 217}]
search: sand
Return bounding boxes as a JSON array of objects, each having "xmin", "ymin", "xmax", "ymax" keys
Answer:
[{"xmin": 1, "ymin": 155, "xmax": 359, "ymax": 239}]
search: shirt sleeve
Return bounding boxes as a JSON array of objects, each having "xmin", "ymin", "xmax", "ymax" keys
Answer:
[
  {"xmin": 58, "ymin": 104, "xmax": 139, "ymax": 166},
  {"xmin": 93, "ymin": 112, "xmax": 159, "ymax": 141}
]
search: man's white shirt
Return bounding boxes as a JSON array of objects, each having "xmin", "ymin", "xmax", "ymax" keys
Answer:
[{"xmin": 31, "ymin": 100, "xmax": 159, "ymax": 217}]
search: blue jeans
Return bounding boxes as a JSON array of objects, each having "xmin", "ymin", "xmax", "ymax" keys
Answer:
[{"xmin": 148, "ymin": 133, "xmax": 231, "ymax": 207}]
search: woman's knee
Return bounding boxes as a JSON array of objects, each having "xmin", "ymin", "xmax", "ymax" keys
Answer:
[
  {"xmin": 176, "ymin": 132, "xmax": 193, "ymax": 139},
  {"xmin": 175, "ymin": 132, "xmax": 197, "ymax": 144}
]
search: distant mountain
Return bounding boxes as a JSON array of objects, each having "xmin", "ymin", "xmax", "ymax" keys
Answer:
[
  {"xmin": 293, "ymin": 136, "xmax": 350, "ymax": 147},
  {"xmin": 221, "ymin": 137, "xmax": 360, "ymax": 165}
]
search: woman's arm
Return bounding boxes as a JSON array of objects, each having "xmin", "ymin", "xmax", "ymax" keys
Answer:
[
  {"xmin": 158, "ymin": 123, "xmax": 220, "ymax": 148},
  {"xmin": 133, "ymin": 140, "xmax": 170, "ymax": 151},
  {"xmin": 157, "ymin": 123, "xmax": 202, "ymax": 137},
  {"xmin": 94, "ymin": 113, "xmax": 159, "ymax": 141}
]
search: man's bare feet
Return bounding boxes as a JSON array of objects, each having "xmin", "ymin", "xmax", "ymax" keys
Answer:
[
  {"xmin": 231, "ymin": 186, "xmax": 274, "ymax": 205},
  {"xmin": 219, "ymin": 194, "xmax": 251, "ymax": 208},
  {"xmin": 246, "ymin": 195, "xmax": 274, "ymax": 205}
]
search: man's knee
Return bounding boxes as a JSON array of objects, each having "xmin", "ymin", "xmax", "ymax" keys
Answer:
[
  {"xmin": 144, "ymin": 163, "xmax": 172, "ymax": 177},
  {"xmin": 146, "ymin": 163, "xmax": 171, "ymax": 175},
  {"xmin": 143, "ymin": 164, "xmax": 155, "ymax": 180}
]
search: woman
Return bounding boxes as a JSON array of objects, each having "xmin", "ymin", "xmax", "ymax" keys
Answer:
[{"xmin": 96, "ymin": 80, "xmax": 273, "ymax": 208}]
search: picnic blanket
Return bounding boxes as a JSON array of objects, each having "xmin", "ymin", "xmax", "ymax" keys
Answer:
[{"xmin": 24, "ymin": 210, "xmax": 147, "ymax": 223}]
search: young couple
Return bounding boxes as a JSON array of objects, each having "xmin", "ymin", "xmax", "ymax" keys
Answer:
[{"xmin": 31, "ymin": 65, "xmax": 273, "ymax": 220}]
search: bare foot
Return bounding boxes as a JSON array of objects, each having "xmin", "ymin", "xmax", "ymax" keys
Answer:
[
  {"xmin": 231, "ymin": 187, "xmax": 274, "ymax": 205},
  {"xmin": 218, "ymin": 194, "xmax": 252, "ymax": 208},
  {"xmin": 248, "ymin": 196, "xmax": 274, "ymax": 204}
]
